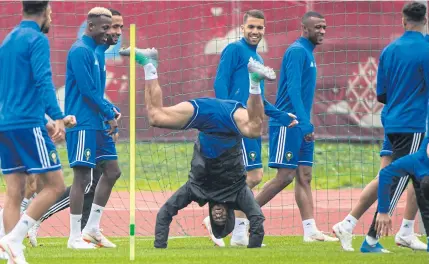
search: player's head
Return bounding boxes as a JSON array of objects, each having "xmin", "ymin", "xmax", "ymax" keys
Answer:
[
  {"xmin": 22, "ymin": 1, "xmax": 52, "ymax": 34},
  {"xmin": 208, "ymin": 203, "xmax": 235, "ymax": 239},
  {"xmin": 421, "ymin": 176, "xmax": 429, "ymax": 201},
  {"xmin": 301, "ymin": 11, "xmax": 326, "ymax": 45},
  {"xmin": 86, "ymin": 7, "xmax": 112, "ymax": 45},
  {"xmin": 402, "ymin": 2, "xmax": 427, "ymax": 30},
  {"xmin": 105, "ymin": 8, "xmax": 123, "ymax": 46},
  {"xmin": 241, "ymin": 9, "xmax": 265, "ymax": 46}
]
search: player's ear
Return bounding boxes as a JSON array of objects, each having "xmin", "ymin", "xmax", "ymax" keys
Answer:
[{"xmin": 401, "ymin": 17, "xmax": 406, "ymax": 28}]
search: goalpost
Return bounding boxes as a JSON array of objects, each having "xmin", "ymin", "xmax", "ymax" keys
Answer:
[{"xmin": 0, "ymin": 0, "xmax": 427, "ymax": 257}]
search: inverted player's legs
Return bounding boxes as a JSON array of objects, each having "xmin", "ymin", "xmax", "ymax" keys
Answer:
[
  {"xmin": 3, "ymin": 173, "xmax": 26, "ymax": 234},
  {"xmin": 255, "ymin": 168, "xmax": 296, "ymax": 207},
  {"xmin": 235, "ymin": 186, "xmax": 265, "ymax": 248},
  {"xmin": 154, "ymin": 183, "xmax": 194, "ymax": 248}
]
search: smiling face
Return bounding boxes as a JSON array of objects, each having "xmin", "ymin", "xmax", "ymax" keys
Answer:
[
  {"xmin": 302, "ymin": 16, "xmax": 327, "ymax": 45},
  {"xmin": 105, "ymin": 15, "xmax": 123, "ymax": 46},
  {"xmin": 87, "ymin": 15, "xmax": 112, "ymax": 45},
  {"xmin": 241, "ymin": 16, "xmax": 265, "ymax": 46}
]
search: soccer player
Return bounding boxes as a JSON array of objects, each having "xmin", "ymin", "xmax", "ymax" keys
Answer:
[
  {"xmin": 65, "ymin": 7, "xmax": 121, "ymax": 249},
  {"xmin": 358, "ymin": 1, "xmax": 429, "ymax": 253},
  {"xmin": 375, "ymin": 135, "xmax": 429, "ymax": 250},
  {"xmin": 118, "ymin": 45, "xmax": 297, "ymax": 249},
  {"xmin": 25, "ymin": 8, "xmax": 124, "ymax": 248},
  {"xmin": 253, "ymin": 11, "xmax": 337, "ymax": 242},
  {"xmin": 332, "ymin": 119, "xmax": 426, "ymax": 251},
  {"xmin": 0, "ymin": 1, "xmax": 70, "ymax": 263},
  {"xmin": 209, "ymin": 9, "xmax": 302, "ymax": 247}
]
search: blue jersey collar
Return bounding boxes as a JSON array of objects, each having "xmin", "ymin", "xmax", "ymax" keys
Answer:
[
  {"xmin": 20, "ymin": 20, "xmax": 41, "ymax": 31},
  {"xmin": 82, "ymin": 35, "xmax": 97, "ymax": 50},
  {"xmin": 240, "ymin": 37, "xmax": 258, "ymax": 51},
  {"xmin": 298, "ymin": 37, "xmax": 315, "ymax": 51},
  {"xmin": 402, "ymin": 30, "xmax": 425, "ymax": 39}
]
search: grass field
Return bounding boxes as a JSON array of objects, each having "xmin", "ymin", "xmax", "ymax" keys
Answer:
[
  {"xmin": 39, "ymin": 141, "xmax": 382, "ymax": 192},
  {"xmin": 25, "ymin": 236, "xmax": 428, "ymax": 264}
]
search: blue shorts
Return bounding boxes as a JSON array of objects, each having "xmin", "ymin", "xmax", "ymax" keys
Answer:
[
  {"xmin": 0, "ymin": 127, "xmax": 61, "ymax": 174},
  {"xmin": 66, "ymin": 130, "xmax": 117, "ymax": 168},
  {"xmin": 268, "ymin": 126, "xmax": 314, "ymax": 169},
  {"xmin": 241, "ymin": 137, "xmax": 262, "ymax": 171},
  {"xmin": 380, "ymin": 137, "xmax": 429, "ymax": 181},
  {"xmin": 184, "ymin": 98, "xmax": 244, "ymax": 136},
  {"xmin": 380, "ymin": 133, "xmax": 393, "ymax": 157}
]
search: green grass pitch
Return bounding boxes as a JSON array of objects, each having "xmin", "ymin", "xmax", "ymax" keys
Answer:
[{"xmin": 26, "ymin": 236, "xmax": 428, "ymax": 263}]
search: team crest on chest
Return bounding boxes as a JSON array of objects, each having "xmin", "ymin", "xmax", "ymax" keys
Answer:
[{"xmin": 84, "ymin": 148, "xmax": 91, "ymax": 161}]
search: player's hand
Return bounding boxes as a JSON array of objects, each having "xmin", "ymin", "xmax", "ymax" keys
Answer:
[
  {"xmin": 304, "ymin": 132, "xmax": 315, "ymax": 142},
  {"xmin": 112, "ymin": 131, "xmax": 119, "ymax": 143},
  {"xmin": 46, "ymin": 122, "xmax": 55, "ymax": 138},
  {"xmin": 287, "ymin": 113, "xmax": 299, "ymax": 128},
  {"xmin": 106, "ymin": 119, "xmax": 118, "ymax": 135},
  {"xmin": 114, "ymin": 108, "xmax": 121, "ymax": 121},
  {"xmin": 375, "ymin": 213, "xmax": 392, "ymax": 237},
  {"xmin": 51, "ymin": 119, "xmax": 66, "ymax": 143},
  {"xmin": 63, "ymin": 115, "xmax": 77, "ymax": 128}
]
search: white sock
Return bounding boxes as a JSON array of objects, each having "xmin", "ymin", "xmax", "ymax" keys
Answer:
[
  {"xmin": 342, "ymin": 214, "xmax": 358, "ymax": 233},
  {"xmin": 303, "ymin": 219, "xmax": 318, "ymax": 237},
  {"xmin": 7, "ymin": 213, "xmax": 36, "ymax": 243},
  {"xmin": 232, "ymin": 218, "xmax": 248, "ymax": 236},
  {"xmin": 83, "ymin": 204, "xmax": 104, "ymax": 231},
  {"xmin": 70, "ymin": 214, "xmax": 82, "ymax": 239},
  {"xmin": 20, "ymin": 198, "xmax": 29, "ymax": 213},
  {"xmin": 365, "ymin": 235, "xmax": 378, "ymax": 246},
  {"xmin": 249, "ymin": 74, "xmax": 261, "ymax": 94},
  {"xmin": 398, "ymin": 219, "xmax": 414, "ymax": 236},
  {"xmin": 143, "ymin": 63, "xmax": 158, "ymax": 80}
]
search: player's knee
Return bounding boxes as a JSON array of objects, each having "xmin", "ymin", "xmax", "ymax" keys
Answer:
[
  {"xmin": 276, "ymin": 169, "xmax": 294, "ymax": 187},
  {"xmin": 106, "ymin": 169, "xmax": 121, "ymax": 184},
  {"xmin": 247, "ymin": 169, "xmax": 263, "ymax": 188},
  {"xmin": 297, "ymin": 169, "xmax": 312, "ymax": 185}
]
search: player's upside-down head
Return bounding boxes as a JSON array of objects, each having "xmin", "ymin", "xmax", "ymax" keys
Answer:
[
  {"xmin": 211, "ymin": 204, "xmax": 228, "ymax": 226},
  {"xmin": 208, "ymin": 203, "xmax": 235, "ymax": 239}
]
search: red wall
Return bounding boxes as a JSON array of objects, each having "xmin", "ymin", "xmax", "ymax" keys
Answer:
[{"xmin": 0, "ymin": 1, "xmax": 410, "ymax": 140}]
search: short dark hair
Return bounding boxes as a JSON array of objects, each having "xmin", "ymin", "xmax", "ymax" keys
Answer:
[
  {"xmin": 22, "ymin": 1, "xmax": 49, "ymax": 16},
  {"xmin": 402, "ymin": 1, "xmax": 427, "ymax": 23},
  {"xmin": 302, "ymin": 11, "xmax": 324, "ymax": 23},
  {"xmin": 243, "ymin": 9, "xmax": 265, "ymax": 23},
  {"xmin": 108, "ymin": 8, "xmax": 121, "ymax": 16}
]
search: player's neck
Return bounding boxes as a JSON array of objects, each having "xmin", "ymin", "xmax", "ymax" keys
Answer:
[
  {"xmin": 22, "ymin": 16, "xmax": 43, "ymax": 30},
  {"xmin": 404, "ymin": 25, "xmax": 425, "ymax": 34}
]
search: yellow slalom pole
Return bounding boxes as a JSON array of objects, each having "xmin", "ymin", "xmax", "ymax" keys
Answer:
[{"xmin": 129, "ymin": 23, "xmax": 136, "ymax": 261}]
